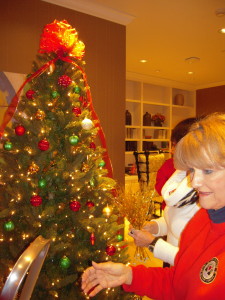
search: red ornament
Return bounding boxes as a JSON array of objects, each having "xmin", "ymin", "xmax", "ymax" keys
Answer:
[
  {"xmin": 69, "ymin": 200, "xmax": 81, "ymax": 212},
  {"xmin": 79, "ymin": 96, "xmax": 88, "ymax": 108},
  {"xmin": 15, "ymin": 125, "xmax": 26, "ymax": 136},
  {"xmin": 86, "ymin": 200, "xmax": 95, "ymax": 209},
  {"xmin": 26, "ymin": 89, "xmax": 35, "ymax": 100},
  {"xmin": 89, "ymin": 142, "xmax": 96, "ymax": 150},
  {"xmin": 106, "ymin": 245, "xmax": 116, "ymax": 256},
  {"xmin": 90, "ymin": 233, "xmax": 95, "ymax": 245},
  {"xmin": 30, "ymin": 195, "xmax": 42, "ymax": 207},
  {"xmin": 58, "ymin": 75, "xmax": 72, "ymax": 87},
  {"xmin": 38, "ymin": 139, "xmax": 50, "ymax": 151},
  {"xmin": 72, "ymin": 107, "xmax": 81, "ymax": 116}
]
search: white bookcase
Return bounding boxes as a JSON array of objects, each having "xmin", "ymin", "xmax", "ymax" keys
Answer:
[{"xmin": 125, "ymin": 73, "xmax": 196, "ymax": 169}]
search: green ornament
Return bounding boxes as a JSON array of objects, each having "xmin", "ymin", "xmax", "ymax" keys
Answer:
[
  {"xmin": 98, "ymin": 160, "xmax": 106, "ymax": 167},
  {"xmin": 38, "ymin": 178, "xmax": 47, "ymax": 188},
  {"xmin": 69, "ymin": 135, "xmax": 79, "ymax": 145},
  {"xmin": 60, "ymin": 256, "xmax": 71, "ymax": 269},
  {"xmin": 51, "ymin": 91, "xmax": 59, "ymax": 99},
  {"xmin": 74, "ymin": 86, "xmax": 81, "ymax": 94},
  {"xmin": 4, "ymin": 221, "xmax": 15, "ymax": 231},
  {"xmin": 90, "ymin": 178, "xmax": 95, "ymax": 187},
  {"xmin": 117, "ymin": 234, "xmax": 123, "ymax": 242},
  {"xmin": 4, "ymin": 141, "xmax": 12, "ymax": 151}
]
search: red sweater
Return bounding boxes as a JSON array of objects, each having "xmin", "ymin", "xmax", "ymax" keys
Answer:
[{"xmin": 123, "ymin": 208, "xmax": 225, "ymax": 299}]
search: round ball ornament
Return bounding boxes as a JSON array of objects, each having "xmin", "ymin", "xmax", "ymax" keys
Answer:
[
  {"xmin": 69, "ymin": 200, "xmax": 81, "ymax": 212},
  {"xmin": 59, "ymin": 256, "xmax": 71, "ymax": 269},
  {"xmin": 28, "ymin": 162, "xmax": 39, "ymax": 174},
  {"xmin": 72, "ymin": 107, "xmax": 81, "ymax": 116},
  {"xmin": 26, "ymin": 89, "xmax": 35, "ymax": 100},
  {"xmin": 102, "ymin": 206, "xmax": 112, "ymax": 217},
  {"xmin": 89, "ymin": 142, "xmax": 96, "ymax": 150},
  {"xmin": 74, "ymin": 86, "xmax": 81, "ymax": 94},
  {"xmin": 117, "ymin": 234, "xmax": 123, "ymax": 242},
  {"xmin": 51, "ymin": 91, "xmax": 60, "ymax": 99},
  {"xmin": 38, "ymin": 139, "xmax": 50, "ymax": 151},
  {"xmin": 4, "ymin": 141, "xmax": 12, "ymax": 151},
  {"xmin": 98, "ymin": 160, "xmax": 106, "ymax": 167},
  {"xmin": 38, "ymin": 178, "xmax": 47, "ymax": 189},
  {"xmin": 4, "ymin": 220, "xmax": 15, "ymax": 231},
  {"xmin": 69, "ymin": 135, "xmax": 79, "ymax": 145},
  {"xmin": 35, "ymin": 109, "xmax": 45, "ymax": 120},
  {"xmin": 15, "ymin": 125, "xmax": 26, "ymax": 136},
  {"xmin": 106, "ymin": 245, "xmax": 116, "ymax": 256},
  {"xmin": 58, "ymin": 75, "xmax": 72, "ymax": 87},
  {"xmin": 81, "ymin": 118, "xmax": 93, "ymax": 130},
  {"xmin": 30, "ymin": 195, "xmax": 43, "ymax": 207},
  {"xmin": 86, "ymin": 200, "xmax": 95, "ymax": 209}
]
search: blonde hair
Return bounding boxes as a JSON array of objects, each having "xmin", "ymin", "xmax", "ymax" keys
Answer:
[{"xmin": 174, "ymin": 112, "xmax": 225, "ymax": 170}]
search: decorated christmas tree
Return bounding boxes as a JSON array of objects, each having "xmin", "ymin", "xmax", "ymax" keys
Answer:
[{"xmin": 0, "ymin": 20, "xmax": 134, "ymax": 299}]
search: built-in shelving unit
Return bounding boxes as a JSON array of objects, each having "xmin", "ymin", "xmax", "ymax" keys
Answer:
[{"xmin": 125, "ymin": 74, "xmax": 196, "ymax": 169}]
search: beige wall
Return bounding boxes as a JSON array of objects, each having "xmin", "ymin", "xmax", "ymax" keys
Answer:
[
  {"xmin": 196, "ymin": 85, "xmax": 225, "ymax": 116},
  {"xmin": 0, "ymin": 0, "xmax": 126, "ymax": 184}
]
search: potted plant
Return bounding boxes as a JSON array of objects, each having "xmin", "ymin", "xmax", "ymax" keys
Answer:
[{"xmin": 152, "ymin": 113, "xmax": 165, "ymax": 126}]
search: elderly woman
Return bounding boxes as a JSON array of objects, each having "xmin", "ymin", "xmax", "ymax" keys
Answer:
[{"xmin": 82, "ymin": 112, "xmax": 225, "ymax": 300}]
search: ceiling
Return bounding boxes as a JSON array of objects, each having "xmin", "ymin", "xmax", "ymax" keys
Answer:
[{"xmin": 43, "ymin": 0, "xmax": 225, "ymax": 89}]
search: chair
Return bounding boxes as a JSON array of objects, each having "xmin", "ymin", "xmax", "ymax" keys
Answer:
[
  {"xmin": 0, "ymin": 235, "xmax": 51, "ymax": 300},
  {"xmin": 133, "ymin": 150, "xmax": 166, "ymax": 217}
]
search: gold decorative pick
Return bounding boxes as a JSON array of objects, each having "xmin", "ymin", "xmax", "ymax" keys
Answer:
[{"xmin": 115, "ymin": 186, "xmax": 154, "ymax": 261}]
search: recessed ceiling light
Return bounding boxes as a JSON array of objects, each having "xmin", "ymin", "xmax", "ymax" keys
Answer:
[
  {"xmin": 218, "ymin": 28, "xmax": 225, "ymax": 34},
  {"xmin": 187, "ymin": 71, "xmax": 194, "ymax": 75},
  {"xmin": 139, "ymin": 59, "xmax": 147, "ymax": 63},
  {"xmin": 185, "ymin": 57, "xmax": 200, "ymax": 64},
  {"xmin": 215, "ymin": 8, "xmax": 225, "ymax": 17}
]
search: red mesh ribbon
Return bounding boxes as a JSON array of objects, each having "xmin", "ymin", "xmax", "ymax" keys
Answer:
[
  {"xmin": 39, "ymin": 20, "xmax": 85, "ymax": 59},
  {"xmin": 0, "ymin": 56, "xmax": 113, "ymax": 178},
  {"xmin": 61, "ymin": 56, "xmax": 113, "ymax": 178}
]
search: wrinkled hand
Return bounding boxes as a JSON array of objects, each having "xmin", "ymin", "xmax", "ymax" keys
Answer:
[
  {"xmin": 128, "ymin": 228, "xmax": 155, "ymax": 247},
  {"xmin": 142, "ymin": 221, "xmax": 158, "ymax": 234},
  {"xmin": 82, "ymin": 261, "xmax": 132, "ymax": 297}
]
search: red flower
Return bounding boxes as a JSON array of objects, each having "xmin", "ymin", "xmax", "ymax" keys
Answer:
[{"xmin": 152, "ymin": 113, "xmax": 165, "ymax": 123}]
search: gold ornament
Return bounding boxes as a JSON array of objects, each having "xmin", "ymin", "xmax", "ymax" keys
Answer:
[
  {"xmin": 35, "ymin": 109, "xmax": 45, "ymax": 120},
  {"xmin": 28, "ymin": 162, "xmax": 39, "ymax": 174},
  {"xmin": 102, "ymin": 205, "xmax": 112, "ymax": 217},
  {"xmin": 81, "ymin": 162, "xmax": 90, "ymax": 173}
]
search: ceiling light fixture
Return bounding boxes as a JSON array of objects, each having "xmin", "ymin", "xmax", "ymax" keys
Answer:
[
  {"xmin": 218, "ymin": 28, "xmax": 225, "ymax": 34},
  {"xmin": 187, "ymin": 71, "xmax": 194, "ymax": 75},
  {"xmin": 139, "ymin": 59, "xmax": 147, "ymax": 63},
  {"xmin": 215, "ymin": 8, "xmax": 225, "ymax": 17},
  {"xmin": 185, "ymin": 57, "xmax": 200, "ymax": 64}
]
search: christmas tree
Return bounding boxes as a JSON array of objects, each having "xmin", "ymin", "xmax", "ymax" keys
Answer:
[{"xmin": 0, "ymin": 20, "xmax": 134, "ymax": 299}]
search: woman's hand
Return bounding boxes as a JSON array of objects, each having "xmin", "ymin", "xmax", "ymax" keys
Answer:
[
  {"xmin": 142, "ymin": 221, "xmax": 159, "ymax": 234},
  {"xmin": 81, "ymin": 261, "xmax": 132, "ymax": 297},
  {"xmin": 129, "ymin": 228, "xmax": 155, "ymax": 247}
]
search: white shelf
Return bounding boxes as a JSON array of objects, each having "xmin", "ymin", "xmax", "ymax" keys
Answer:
[{"xmin": 125, "ymin": 75, "xmax": 196, "ymax": 168}]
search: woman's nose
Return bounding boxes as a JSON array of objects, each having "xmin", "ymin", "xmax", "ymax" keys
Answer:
[{"xmin": 191, "ymin": 170, "xmax": 202, "ymax": 189}]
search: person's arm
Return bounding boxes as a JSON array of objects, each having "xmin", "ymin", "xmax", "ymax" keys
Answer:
[
  {"xmin": 123, "ymin": 264, "xmax": 175, "ymax": 298},
  {"xmin": 151, "ymin": 216, "xmax": 168, "ymax": 237},
  {"xmin": 153, "ymin": 238, "xmax": 179, "ymax": 265},
  {"xmin": 81, "ymin": 261, "xmax": 132, "ymax": 297}
]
